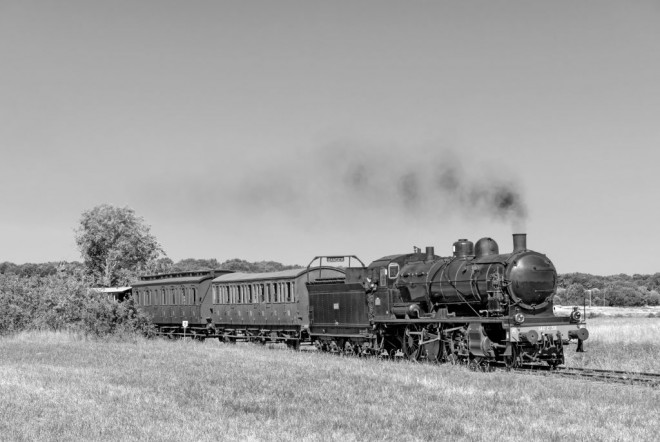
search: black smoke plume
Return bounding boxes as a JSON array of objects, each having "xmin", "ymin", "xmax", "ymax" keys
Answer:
[{"xmin": 227, "ymin": 142, "xmax": 528, "ymax": 230}]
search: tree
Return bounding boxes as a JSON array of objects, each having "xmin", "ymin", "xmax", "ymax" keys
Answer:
[
  {"xmin": 172, "ymin": 258, "xmax": 221, "ymax": 272},
  {"xmin": 75, "ymin": 205, "xmax": 164, "ymax": 287},
  {"xmin": 220, "ymin": 258, "xmax": 301, "ymax": 273},
  {"xmin": 564, "ymin": 283, "xmax": 586, "ymax": 305}
]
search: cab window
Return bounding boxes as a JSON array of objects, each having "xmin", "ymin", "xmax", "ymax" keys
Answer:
[{"xmin": 388, "ymin": 263, "xmax": 400, "ymax": 279}]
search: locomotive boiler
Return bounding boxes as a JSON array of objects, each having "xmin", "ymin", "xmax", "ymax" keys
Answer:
[{"xmin": 396, "ymin": 234, "xmax": 557, "ymax": 317}]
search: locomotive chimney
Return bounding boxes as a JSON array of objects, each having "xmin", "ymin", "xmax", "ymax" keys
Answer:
[
  {"xmin": 513, "ymin": 233, "xmax": 527, "ymax": 253},
  {"xmin": 426, "ymin": 246, "xmax": 434, "ymax": 261}
]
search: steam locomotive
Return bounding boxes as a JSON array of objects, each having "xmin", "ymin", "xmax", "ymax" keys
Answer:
[
  {"xmin": 130, "ymin": 233, "xmax": 588, "ymax": 368},
  {"xmin": 307, "ymin": 233, "xmax": 588, "ymax": 368}
]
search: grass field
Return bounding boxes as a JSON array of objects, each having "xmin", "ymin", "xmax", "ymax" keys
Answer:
[
  {"xmin": 1, "ymin": 318, "xmax": 659, "ymax": 442},
  {"xmin": 558, "ymin": 307, "xmax": 660, "ymax": 372}
]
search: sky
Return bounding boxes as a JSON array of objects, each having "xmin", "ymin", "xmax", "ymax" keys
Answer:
[{"xmin": 1, "ymin": 0, "xmax": 659, "ymax": 275}]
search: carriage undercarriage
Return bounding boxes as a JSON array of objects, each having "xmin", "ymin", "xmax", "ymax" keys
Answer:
[{"xmin": 155, "ymin": 324, "xmax": 304, "ymax": 349}]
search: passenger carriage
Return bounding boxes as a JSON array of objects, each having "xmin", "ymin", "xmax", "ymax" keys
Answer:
[
  {"xmin": 209, "ymin": 265, "xmax": 346, "ymax": 348},
  {"xmin": 131, "ymin": 269, "xmax": 233, "ymax": 337}
]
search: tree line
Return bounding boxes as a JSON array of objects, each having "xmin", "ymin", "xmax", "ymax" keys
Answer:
[
  {"xmin": 2, "ymin": 204, "xmax": 659, "ymax": 337},
  {"xmin": 0, "ymin": 259, "xmax": 301, "ymax": 280},
  {"xmin": 556, "ymin": 273, "xmax": 660, "ymax": 307}
]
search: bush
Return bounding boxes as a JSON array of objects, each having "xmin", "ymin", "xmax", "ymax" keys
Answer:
[{"xmin": 0, "ymin": 273, "xmax": 153, "ymax": 337}]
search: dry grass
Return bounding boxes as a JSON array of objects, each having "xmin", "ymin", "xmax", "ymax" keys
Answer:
[
  {"xmin": 2, "ymin": 329, "xmax": 660, "ymax": 441},
  {"xmin": 565, "ymin": 316, "xmax": 660, "ymax": 372}
]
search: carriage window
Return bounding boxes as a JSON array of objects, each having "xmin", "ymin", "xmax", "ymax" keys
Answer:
[
  {"xmin": 182, "ymin": 287, "xmax": 187, "ymax": 305},
  {"xmin": 191, "ymin": 288, "xmax": 197, "ymax": 305},
  {"xmin": 273, "ymin": 283, "xmax": 279, "ymax": 303}
]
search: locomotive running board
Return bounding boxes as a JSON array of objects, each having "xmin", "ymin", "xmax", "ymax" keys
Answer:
[{"xmin": 376, "ymin": 317, "xmax": 509, "ymax": 325}]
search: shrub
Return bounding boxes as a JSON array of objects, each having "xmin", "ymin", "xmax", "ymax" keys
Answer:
[{"xmin": 0, "ymin": 273, "xmax": 153, "ymax": 337}]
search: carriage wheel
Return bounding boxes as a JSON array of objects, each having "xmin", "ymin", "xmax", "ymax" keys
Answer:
[{"xmin": 286, "ymin": 339, "xmax": 300, "ymax": 351}]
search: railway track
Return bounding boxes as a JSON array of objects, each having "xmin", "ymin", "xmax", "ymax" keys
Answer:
[
  {"xmin": 553, "ymin": 367, "xmax": 660, "ymax": 387},
  {"xmin": 516, "ymin": 366, "xmax": 660, "ymax": 387}
]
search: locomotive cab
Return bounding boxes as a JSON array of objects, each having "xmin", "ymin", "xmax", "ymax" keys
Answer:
[{"xmin": 368, "ymin": 247, "xmax": 440, "ymax": 319}]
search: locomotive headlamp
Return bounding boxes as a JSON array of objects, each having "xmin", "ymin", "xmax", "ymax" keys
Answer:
[
  {"xmin": 570, "ymin": 308, "xmax": 582, "ymax": 323},
  {"xmin": 513, "ymin": 313, "xmax": 525, "ymax": 324}
]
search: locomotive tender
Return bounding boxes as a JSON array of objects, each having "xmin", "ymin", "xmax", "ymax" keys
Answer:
[{"xmin": 131, "ymin": 233, "xmax": 588, "ymax": 368}]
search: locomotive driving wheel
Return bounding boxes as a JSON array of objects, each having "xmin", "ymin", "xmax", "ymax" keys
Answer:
[
  {"xmin": 421, "ymin": 328, "xmax": 442, "ymax": 362},
  {"xmin": 402, "ymin": 326, "xmax": 423, "ymax": 361},
  {"xmin": 504, "ymin": 345, "xmax": 521, "ymax": 370}
]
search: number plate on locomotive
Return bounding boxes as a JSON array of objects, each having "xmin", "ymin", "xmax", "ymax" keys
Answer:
[{"xmin": 536, "ymin": 326, "xmax": 557, "ymax": 331}]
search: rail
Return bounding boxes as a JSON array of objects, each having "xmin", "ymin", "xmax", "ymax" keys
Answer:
[{"xmin": 512, "ymin": 366, "xmax": 660, "ymax": 388}]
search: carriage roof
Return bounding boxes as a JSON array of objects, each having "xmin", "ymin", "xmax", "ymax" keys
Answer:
[{"xmin": 212, "ymin": 266, "xmax": 342, "ymax": 284}]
